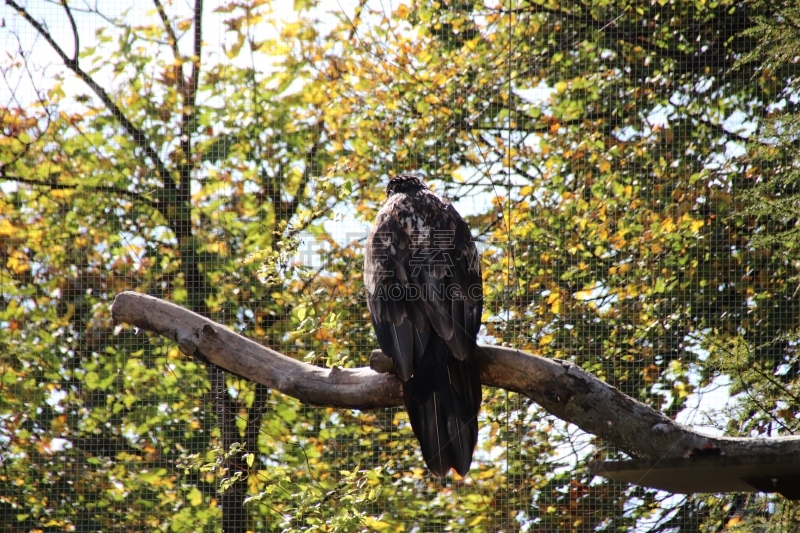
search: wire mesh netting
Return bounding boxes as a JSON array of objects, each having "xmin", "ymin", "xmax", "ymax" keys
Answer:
[{"xmin": 2, "ymin": 0, "xmax": 800, "ymax": 531}]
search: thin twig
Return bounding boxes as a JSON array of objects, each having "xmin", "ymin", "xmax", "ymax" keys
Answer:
[{"xmin": 60, "ymin": 0, "xmax": 79, "ymax": 62}]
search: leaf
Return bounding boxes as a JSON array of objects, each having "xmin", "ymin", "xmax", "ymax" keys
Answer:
[{"xmin": 187, "ymin": 488, "xmax": 204, "ymax": 507}]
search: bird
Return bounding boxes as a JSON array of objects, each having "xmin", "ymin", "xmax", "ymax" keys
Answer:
[{"xmin": 363, "ymin": 174, "xmax": 483, "ymax": 477}]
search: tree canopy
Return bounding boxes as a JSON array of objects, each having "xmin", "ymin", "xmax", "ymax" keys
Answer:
[{"xmin": 2, "ymin": 0, "xmax": 800, "ymax": 531}]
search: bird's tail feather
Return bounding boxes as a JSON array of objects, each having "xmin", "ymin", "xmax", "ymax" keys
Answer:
[{"xmin": 403, "ymin": 335, "xmax": 481, "ymax": 477}]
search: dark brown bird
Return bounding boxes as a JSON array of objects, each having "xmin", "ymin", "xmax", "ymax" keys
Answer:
[{"xmin": 364, "ymin": 175, "xmax": 483, "ymax": 476}]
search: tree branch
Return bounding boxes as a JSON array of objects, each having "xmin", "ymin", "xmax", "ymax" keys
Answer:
[
  {"xmin": 60, "ymin": 0, "xmax": 79, "ymax": 62},
  {"xmin": 0, "ymin": 167, "xmax": 160, "ymax": 210},
  {"xmin": 152, "ymin": 0, "xmax": 186, "ymax": 100},
  {"xmin": 282, "ymin": 122, "xmax": 322, "ymax": 221},
  {"xmin": 112, "ymin": 291, "xmax": 402, "ymax": 409},
  {"xmin": 111, "ymin": 291, "xmax": 800, "ymax": 464},
  {"xmin": 6, "ymin": 0, "xmax": 172, "ymax": 181},
  {"xmin": 190, "ymin": 0, "xmax": 203, "ymax": 111},
  {"xmin": 152, "ymin": 0, "xmax": 179, "ymax": 57}
]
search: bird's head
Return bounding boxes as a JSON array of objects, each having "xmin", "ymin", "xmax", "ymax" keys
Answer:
[{"xmin": 386, "ymin": 175, "xmax": 427, "ymax": 197}]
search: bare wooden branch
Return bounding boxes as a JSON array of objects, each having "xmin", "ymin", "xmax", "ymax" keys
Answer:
[
  {"xmin": 112, "ymin": 291, "xmax": 402, "ymax": 409},
  {"xmin": 111, "ymin": 291, "xmax": 800, "ymax": 463}
]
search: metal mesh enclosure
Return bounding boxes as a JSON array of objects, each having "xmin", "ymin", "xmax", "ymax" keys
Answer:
[{"xmin": 2, "ymin": 0, "xmax": 800, "ymax": 531}]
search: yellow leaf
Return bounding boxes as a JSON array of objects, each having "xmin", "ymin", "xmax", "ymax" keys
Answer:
[
  {"xmin": 469, "ymin": 515, "xmax": 486, "ymax": 526},
  {"xmin": 477, "ymin": 467, "xmax": 498, "ymax": 479},
  {"xmin": 0, "ymin": 219, "xmax": 17, "ymax": 236},
  {"xmin": 396, "ymin": 4, "xmax": 409, "ymax": 19},
  {"xmin": 364, "ymin": 516, "xmax": 391, "ymax": 530},
  {"xmin": 7, "ymin": 251, "xmax": 29, "ymax": 274},
  {"xmin": 187, "ymin": 487, "xmax": 203, "ymax": 507},
  {"xmin": 50, "ymin": 188, "xmax": 74, "ymax": 200},
  {"xmin": 726, "ymin": 516, "xmax": 742, "ymax": 527},
  {"xmin": 547, "ymin": 293, "xmax": 561, "ymax": 314}
]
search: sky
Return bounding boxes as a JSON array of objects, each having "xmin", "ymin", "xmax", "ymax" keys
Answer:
[{"xmin": 0, "ymin": 0, "xmax": 358, "ymax": 107}]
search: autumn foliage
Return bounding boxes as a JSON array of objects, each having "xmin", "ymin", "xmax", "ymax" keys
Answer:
[{"xmin": 2, "ymin": 0, "xmax": 800, "ymax": 531}]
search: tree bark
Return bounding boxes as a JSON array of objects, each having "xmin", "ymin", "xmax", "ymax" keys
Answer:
[{"xmin": 111, "ymin": 290, "xmax": 800, "ymax": 465}]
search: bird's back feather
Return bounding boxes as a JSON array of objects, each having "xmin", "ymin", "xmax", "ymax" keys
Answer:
[{"xmin": 364, "ymin": 178, "xmax": 483, "ymax": 476}]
